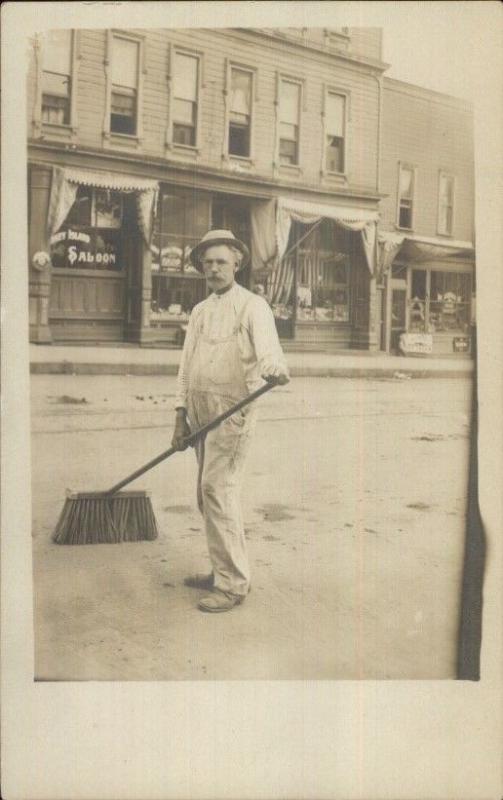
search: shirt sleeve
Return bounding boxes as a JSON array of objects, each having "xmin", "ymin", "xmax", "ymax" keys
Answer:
[
  {"xmin": 248, "ymin": 296, "xmax": 289, "ymax": 377},
  {"xmin": 174, "ymin": 305, "xmax": 199, "ymax": 410}
]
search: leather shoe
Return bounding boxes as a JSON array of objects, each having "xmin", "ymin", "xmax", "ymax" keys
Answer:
[{"xmin": 198, "ymin": 588, "xmax": 244, "ymax": 613}]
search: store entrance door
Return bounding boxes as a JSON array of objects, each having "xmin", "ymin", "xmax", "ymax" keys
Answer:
[
  {"xmin": 390, "ymin": 284, "xmax": 407, "ymax": 353},
  {"xmin": 212, "ymin": 195, "xmax": 251, "ymax": 288}
]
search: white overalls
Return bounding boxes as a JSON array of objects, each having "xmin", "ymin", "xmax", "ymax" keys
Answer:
[{"xmin": 186, "ymin": 296, "xmax": 256, "ymax": 598}]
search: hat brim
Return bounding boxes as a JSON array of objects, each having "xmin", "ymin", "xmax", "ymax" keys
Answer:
[{"xmin": 189, "ymin": 237, "xmax": 250, "ymax": 273}]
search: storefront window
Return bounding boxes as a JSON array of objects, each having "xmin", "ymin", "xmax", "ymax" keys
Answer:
[
  {"xmin": 268, "ymin": 221, "xmax": 351, "ymax": 325},
  {"xmin": 429, "ymin": 271, "xmax": 471, "ymax": 332},
  {"xmin": 150, "ymin": 189, "xmax": 209, "ymax": 322},
  {"xmin": 50, "ymin": 187, "xmax": 123, "ymax": 269},
  {"xmin": 406, "ymin": 268, "xmax": 471, "ymax": 334},
  {"xmin": 409, "ymin": 268, "xmax": 427, "ymax": 332}
]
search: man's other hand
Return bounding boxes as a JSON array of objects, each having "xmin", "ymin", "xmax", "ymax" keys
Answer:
[
  {"xmin": 262, "ymin": 366, "xmax": 290, "ymax": 386},
  {"xmin": 172, "ymin": 411, "xmax": 192, "ymax": 450}
]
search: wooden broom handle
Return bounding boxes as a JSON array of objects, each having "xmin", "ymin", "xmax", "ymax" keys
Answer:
[{"xmin": 105, "ymin": 381, "xmax": 276, "ymax": 496}]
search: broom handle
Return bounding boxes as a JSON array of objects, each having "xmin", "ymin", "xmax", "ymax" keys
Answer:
[{"xmin": 105, "ymin": 381, "xmax": 276, "ymax": 496}]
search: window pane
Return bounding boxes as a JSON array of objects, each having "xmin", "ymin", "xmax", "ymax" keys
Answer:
[
  {"xmin": 111, "ymin": 88, "xmax": 136, "ymax": 134},
  {"xmin": 185, "ymin": 192, "xmax": 211, "ymax": 237},
  {"xmin": 439, "ymin": 175, "xmax": 454, "ymax": 205},
  {"xmin": 173, "ymin": 53, "xmax": 198, "ymax": 101},
  {"xmin": 398, "ymin": 205, "xmax": 412, "ymax": 229},
  {"xmin": 173, "ymin": 97, "xmax": 195, "ymax": 125},
  {"xmin": 326, "ymin": 92, "xmax": 345, "ymax": 137},
  {"xmin": 229, "ymin": 121, "xmax": 250, "ymax": 157},
  {"xmin": 326, "ymin": 136, "xmax": 344, "ymax": 172},
  {"xmin": 280, "ymin": 80, "xmax": 300, "ymax": 125},
  {"xmin": 411, "ymin": 269, "xmax": 427, "ymax": 300},
  {"xmin": 399, "ymin": 167, "xmax": 414, "ymax": 199},
  {"xmin": 160, "ymin": 194, "xmax": 186, "ymax": 236},
  {"xmin": 95, "ymin": 190, "xmax": 122, "ymax": 228},
  {"xmin": 42, "ymin": 95, "xmax": 70, "ymax": 125},
  {"xmin": 41, "ymin": 30, "xmax": 72, "ymax": 75},
  {"xmin": 439, "ymin": 205, "xmax": 453, "ymax": 235},
  {"xmin": 230, "ymin": 69, "xmax": 252, "ymax": 115},
  {"xmin": 111, "ymin": 37, "xmax": 138, "ymax": 89},
  {"xmin": 173, "ymin": 124, "xmax": 195, "ymax": 146},
  {"xmin": 279, "ymin": 138, "xmax": 297, "ymax": 164},
  {"xmin": 41, "ymin": 71, "xmax": 70, "ymax": 97},
  {"xmin": 279, "ymin": 121, "xmax": 297, "ymax": 141},
  {"xmin": 65, "ymin": 186, "xmax": 93, "ymax": 227},
  {"xmin": 111, "ymin": 90, "xmax": 135, "ymax": 116}
]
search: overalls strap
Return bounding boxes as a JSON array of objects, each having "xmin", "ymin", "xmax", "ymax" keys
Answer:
[{"xmin": 232, "ymin": 294, "xmax": 254, "ymax": 336}]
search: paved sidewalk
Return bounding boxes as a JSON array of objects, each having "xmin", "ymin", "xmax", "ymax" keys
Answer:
[{"xmin": 30, "ymin": 343, "xmax": 473, "ymax": 379}]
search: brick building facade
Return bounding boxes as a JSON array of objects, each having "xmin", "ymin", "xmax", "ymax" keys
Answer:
[{"xmin": 27, "ymin": 27, "xmax": 475, "ymax": 356}]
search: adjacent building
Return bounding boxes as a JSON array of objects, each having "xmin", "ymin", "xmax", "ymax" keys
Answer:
[
  {"xmin": 27, "ymin": 27, "xmax": 475, "ymax": 356},
  {"xmin": 379, "ymin": 78, "xmax": 475, "ymax": 356}
]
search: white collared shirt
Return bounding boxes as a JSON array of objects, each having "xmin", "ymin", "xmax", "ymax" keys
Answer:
[{"xmin": 175, "ymin": 283, "xmax": 288, "ymax": 409}]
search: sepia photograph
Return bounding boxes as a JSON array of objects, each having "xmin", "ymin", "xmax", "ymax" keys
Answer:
[
  {"xmin": 2, "ymin": 2, "xmax": 502, "ymax": 798},
  {"xmin": 27, "ymin": 19, "xmax": 481, "ymax": 682}
]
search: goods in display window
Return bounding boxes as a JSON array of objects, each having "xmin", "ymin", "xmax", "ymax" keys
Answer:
[
  {"xmin": 407, "ymin": 268, "xmax": 472, "ymax": 335},
  {"xmin": 150, "ymin": 187, "xmax": 211, "ymax": 322}
]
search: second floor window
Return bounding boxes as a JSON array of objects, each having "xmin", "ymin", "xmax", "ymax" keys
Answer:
[
  {"xmin": 110, "ymin": 36, "xmax": 139, "ymax": 135},
  {"xmin": 228, "ymin": 67, "xmax": 252, "ymax": 157},
  {"xmin": 172, "ymin": 52, "xmax": 199, "ymax": 146},
  {"xmin": 325, "ymin": 92, "xmax": 346, "ymax": 173},
  {"xmin": 397, "ymin": 164, "xmax": 415, "ymax": 229},
  {"xmin": 438, "ymin": 173, "xmax": 454, "ymax": 235},
  {"xmin": 279, "ymin": 79, "xmax": 301, "ymax": 165},
  {"xmin": 40, "ymin": 30, "xmax": 73, "ymax": 125}
]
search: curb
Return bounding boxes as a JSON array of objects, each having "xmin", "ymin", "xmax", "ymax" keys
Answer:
[{"xmin": 30, "ymin": 361, "xmax": 474, "ymax": 379}]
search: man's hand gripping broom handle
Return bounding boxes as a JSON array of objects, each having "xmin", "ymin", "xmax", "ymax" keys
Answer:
[{"xmin": 105, "ymin": 381, "xmax": 277, "ymax": 496}]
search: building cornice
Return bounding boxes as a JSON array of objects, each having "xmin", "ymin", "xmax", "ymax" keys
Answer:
[
  {"xmin": 28, "ymin": 140, "xmax": 387, "ymax": 204},
  {"xmin": 216, "ymin": 27, "xmax": 390, "ymax": 75}
]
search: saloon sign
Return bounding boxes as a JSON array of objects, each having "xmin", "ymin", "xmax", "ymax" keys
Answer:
[{"xmin": 50, "ymin": 229, "xmax": 117, "ymax": 267}]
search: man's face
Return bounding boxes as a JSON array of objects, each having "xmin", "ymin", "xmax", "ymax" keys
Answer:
[{"xmin": 201, "ymin": 245, "xmax": 238, "ymax": 293}]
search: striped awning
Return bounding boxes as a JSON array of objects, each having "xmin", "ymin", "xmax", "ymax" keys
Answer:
[{"xmin": 64, "ymin": 167, "xmax": 158, "ymax": 193}]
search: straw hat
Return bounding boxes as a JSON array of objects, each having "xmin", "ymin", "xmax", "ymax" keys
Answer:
[{"xmin": 189, "ymin": 229, "xmax": 250, "ymax": 272}]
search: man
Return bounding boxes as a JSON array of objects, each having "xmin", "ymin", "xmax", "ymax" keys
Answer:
[{"xmin": 172, "ymin": 229, "xmax": 289, "ymax": 613}]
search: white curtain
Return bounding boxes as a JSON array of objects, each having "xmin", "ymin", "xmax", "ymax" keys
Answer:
[
  {"xmin": 377, "ymin": 231, "xmax": 405, "ymax": 276},
  {"xmin": 47, "ymin": 167, "xmax": 78, "ymax": 239},
  {"xmin": 250, "ymin": 199, "xmax": 277, "ymax": 273},
  {"xmin": 276, "ymin": 197, "xmax": 378, "ymax": 274}
]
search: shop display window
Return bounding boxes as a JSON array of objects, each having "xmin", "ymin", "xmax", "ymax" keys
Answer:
[
  {"xmin": 268, "ymin": 221, "xmax": 351, "ymax": 324},
  {"xmin": 150, "ymin": 189, "xmax": 209, "ymax": 322},
  {"xmin": 50, "ymin": 187, "xmax": 123, "ymax": 270},
  {"xmin": 406, "ymin": 268, "xmax": 471, "ymax": 334},
  {"xmin": 409, "ymin": 268, "xmax": 427, "ymax": 332},
  {"xmin": 429, "ymin": 271, "xmax": 471, "ymax": 333}
]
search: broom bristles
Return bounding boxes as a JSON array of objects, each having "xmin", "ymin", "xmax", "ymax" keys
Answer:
[{"xmin": 52, "ymin": 491, "xmax": 159, "ymax": 545}]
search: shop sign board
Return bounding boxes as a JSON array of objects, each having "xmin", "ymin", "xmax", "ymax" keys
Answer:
[
  {"xmin": 399, "ymin": 332, "xmax": 433, "ymax": 355},
  {"xmin": 453, "ymin": 336, "xmax": 470, "ymax": 353},
  {"xmin": 50, "ymin": 228, "xmax": 118, "ymax": 267}
]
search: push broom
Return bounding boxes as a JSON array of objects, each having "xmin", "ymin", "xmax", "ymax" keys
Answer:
[{"xmin": 52, "ymin": 381, "xmax": 276, "ymax": 545}]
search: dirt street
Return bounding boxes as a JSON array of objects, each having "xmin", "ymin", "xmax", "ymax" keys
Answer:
[{"xmin": 31, "ymin": 373, "xmax": 472, "ymax": 680}]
